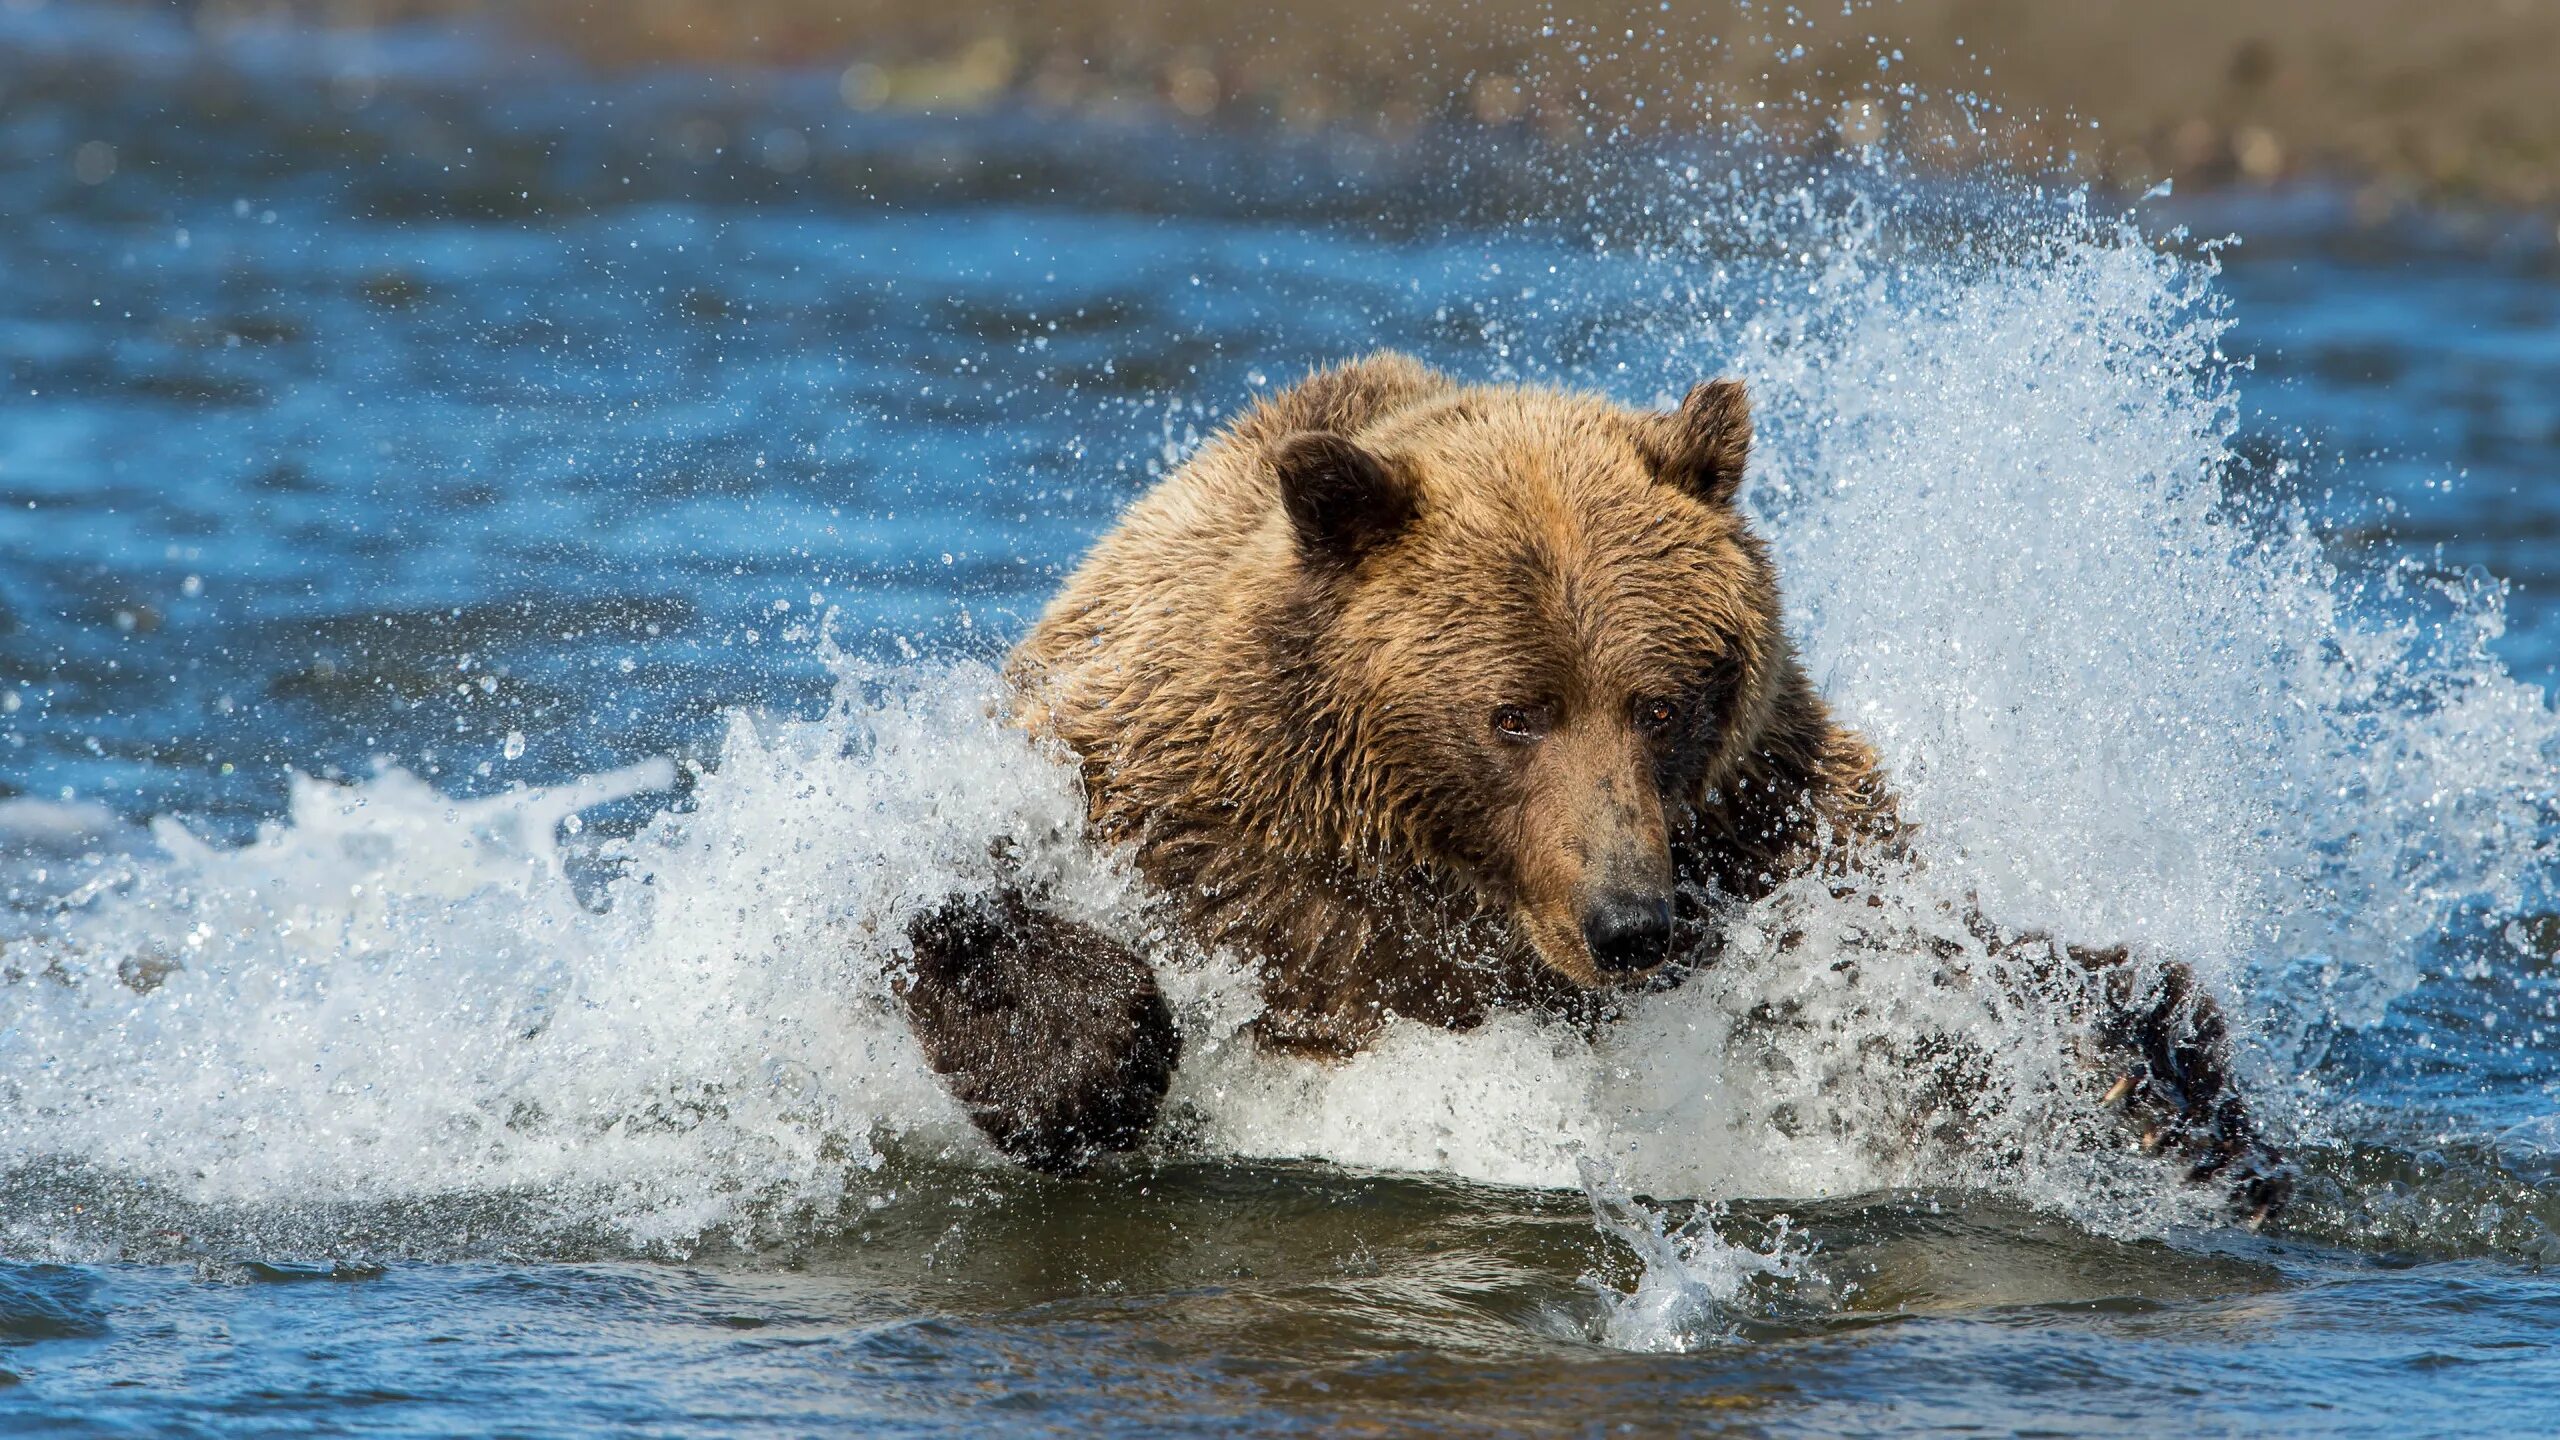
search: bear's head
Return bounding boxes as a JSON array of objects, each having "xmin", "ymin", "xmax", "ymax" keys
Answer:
[{"xmin": 1266, "ymin": 377, "xmax": 1785, "ymax": 988}]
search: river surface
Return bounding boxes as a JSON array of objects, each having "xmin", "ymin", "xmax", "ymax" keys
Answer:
[{"xmin": 4, "ymin": 8, "xmax": 2560, "ymax": 1436}]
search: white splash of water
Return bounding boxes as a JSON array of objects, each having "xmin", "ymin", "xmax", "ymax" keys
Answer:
[
  {"xmin": 1576, "ymin": 1158, "xmax": 1807, "ymax": 1352},
  {"xmin": 1732, "ymin": 198, "xmax": 2559, "ymax": 1030},
  {"xmin": 0, "ymin": 658, "xmax": 1139, "ymax": 1249},
  {"xmin": 1681, "ymin": 190, "xmax": 2560, "ymax": 1137}
]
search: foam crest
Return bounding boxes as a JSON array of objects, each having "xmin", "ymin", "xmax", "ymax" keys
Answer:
[{"xmin": 1, "ymin": 658, "xmax": 1132, "ymax": 1248}]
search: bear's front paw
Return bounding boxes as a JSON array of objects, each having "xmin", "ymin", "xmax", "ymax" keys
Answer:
[
  {"xmin": 901, "ymin": 890, "xmax": 1180, "ymax": 1174},
  {"xmin": 2099, "ymin": 961, "xmax": 2292, "ymax": 1228}
]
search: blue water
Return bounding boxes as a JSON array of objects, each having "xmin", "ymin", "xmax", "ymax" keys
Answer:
[{"xmin": 6, "ymin": 7, "xmax": 2560, "ymax": 1435}]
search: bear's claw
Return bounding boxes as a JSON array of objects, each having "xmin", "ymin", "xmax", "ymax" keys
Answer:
[
  {"xmin": 901, "ymin": 889, "xmax": 1180, "ymax": 1174},
  {"xmin": 2099, "ymin": 962, "xmax": 2294, "ymax": 1224}
]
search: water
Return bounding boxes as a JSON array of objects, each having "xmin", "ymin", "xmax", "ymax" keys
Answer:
[{"xmin": 5, "ymin": 8, "xmax": 2560, "ymax": 1434}]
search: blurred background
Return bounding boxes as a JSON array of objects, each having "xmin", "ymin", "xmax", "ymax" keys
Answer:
[{"xmin": 118, "ymin": 0, "xmax": 2560, "ymax": 204}]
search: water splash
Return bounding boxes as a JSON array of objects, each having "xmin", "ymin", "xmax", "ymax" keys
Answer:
[
  {"xmin": 1713, "ymin": 191, "xmax": 2560, "ymax": 1049},
  {"xmin": 1576, "ymin": 1158, "xmax": 1808, "ymax": 1352},
  {"xmin": 1, "ymin": 656, "xmax": 1125, "ymax": 1251}
]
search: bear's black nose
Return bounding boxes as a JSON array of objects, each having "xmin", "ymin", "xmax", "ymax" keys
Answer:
[{"xmin": 1582, "ymin": 893, "xmax": 1674, "ymax": 974}]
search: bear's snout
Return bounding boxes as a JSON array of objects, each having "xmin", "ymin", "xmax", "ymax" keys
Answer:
[{"xmin": 1581, "ymin": 890, "xmax": 1674, "ymax": 974}]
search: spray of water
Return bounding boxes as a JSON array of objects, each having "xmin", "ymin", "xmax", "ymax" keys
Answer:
[
  {"xmin": 1718, "ymin": 190, "xmax": 2556, "ymax": 1040},
  {"xmin": 1551, "ymin": 177, "xmax": 2559, "ymax": 1338},
  {"xmin": 1574, "ymin": 1158, "xmax": 1809, "ymax": 1353},
  {"xmin": 1, "ymin": 661, "xmax": 1117, "ymax": 1252}
]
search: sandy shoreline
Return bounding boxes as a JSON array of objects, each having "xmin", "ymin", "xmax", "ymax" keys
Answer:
[{"xmin": 117, "ymin": 0, "xmax": 2560, "ymax": 206}]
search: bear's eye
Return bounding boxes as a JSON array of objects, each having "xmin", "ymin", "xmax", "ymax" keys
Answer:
[
  {"xmin": 1634, "ymin": 697, "xmax": 1681, "ymax": 733},
  {"xmin": 1491, "ymin": 705, "xmax": 1541, "ymax": 742}
]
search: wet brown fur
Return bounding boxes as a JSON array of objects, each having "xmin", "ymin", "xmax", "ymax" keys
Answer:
[{"xmin": 1009, "ymin": 352, "xmax": 1897, "ymax": 1055}]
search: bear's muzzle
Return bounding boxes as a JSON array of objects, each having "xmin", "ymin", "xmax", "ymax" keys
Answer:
[{"xmin": 1582, "ymin": 889, "xmax": 1675, "ymax": 974}]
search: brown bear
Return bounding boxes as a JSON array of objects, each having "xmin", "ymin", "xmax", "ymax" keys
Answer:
[{"xmin": 903, "ymin": 351, "xmax": 2286, "ymax": 1218}]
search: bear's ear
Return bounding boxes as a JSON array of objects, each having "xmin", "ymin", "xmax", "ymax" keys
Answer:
[
  {"xmin": 1268, "ymin": 430, "xmax": 1416, "ymax": 566},
  {"xmin": 1639, "ymin": 378, "xmax": 1751, "ymax": 507}
]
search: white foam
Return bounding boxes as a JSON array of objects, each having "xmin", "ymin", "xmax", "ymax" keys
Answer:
[
  {"xmin": 2, "ymin": 659, "xmax": 1128, "ymax": 1248},
  {"xmin": 1700, "ymin": 191, "xmax": 2558, "ymax": 1077}
]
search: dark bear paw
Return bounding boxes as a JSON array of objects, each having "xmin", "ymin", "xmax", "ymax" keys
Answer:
[
  {"xmin": 900, "ymin": 889, "xmax": 1180, "ymax": 1174},
  {"xmin": 2096, "ymin": 959, "xmax": 2293, "ymax": 1228}
]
